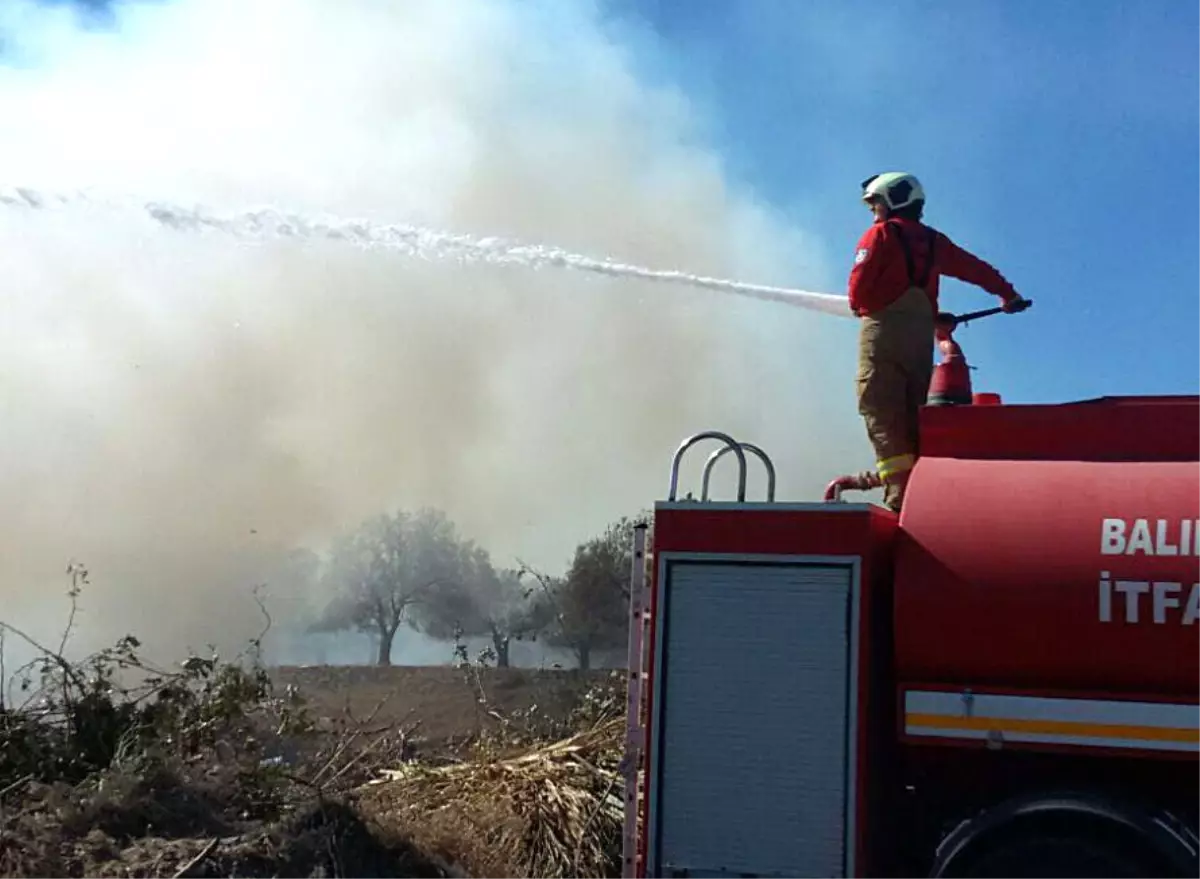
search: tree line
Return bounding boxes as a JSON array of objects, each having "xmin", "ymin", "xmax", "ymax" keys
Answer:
[{"xmin": 294, "ymin": 507, "xmax": 650, "ymax": 668}]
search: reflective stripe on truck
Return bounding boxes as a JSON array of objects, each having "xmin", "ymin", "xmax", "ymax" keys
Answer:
[{"xmin": 904, "ymin": 690, "xmax": 1200, "ymax": 752}]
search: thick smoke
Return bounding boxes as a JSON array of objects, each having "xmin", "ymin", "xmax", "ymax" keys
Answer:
[{"xmin": 0, "ymin": 0, "xmax": 869, "ymax": 665}]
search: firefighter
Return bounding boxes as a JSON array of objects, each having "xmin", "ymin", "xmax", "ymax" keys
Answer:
[{"xmin": 849, "ymin": 172, "xmax": 1025, "ymax": 512}]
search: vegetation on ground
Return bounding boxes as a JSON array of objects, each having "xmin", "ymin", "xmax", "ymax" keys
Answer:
[{"xmin": 0, "ymin": 568, "xmax": 630, "ymax": 878}]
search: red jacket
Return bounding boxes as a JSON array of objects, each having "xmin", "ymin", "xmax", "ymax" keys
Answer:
[{"xmin": 847, "ymin": 216, "xmax": 1019, "ymax": 316}]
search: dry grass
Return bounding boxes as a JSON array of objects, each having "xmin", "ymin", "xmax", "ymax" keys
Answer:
[
  {"xmin": 357, "ymin": 716, "xmax": 624, "ymax": 878},
  {"xmin": 0, "ymin": 763, "xmax": 448, "ymax": 878},
  {"xmin": 0, "ymin": 580, "xmax": 629, "ymax": 878},
  {"xmin": 0, "ymin": 650, "xmax": 628, "ymax": 877}
]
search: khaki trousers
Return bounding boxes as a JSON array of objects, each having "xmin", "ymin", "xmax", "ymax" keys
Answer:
[{"xmin": 855, "ymin": 286, "xmax": 934, "ymax": 512}]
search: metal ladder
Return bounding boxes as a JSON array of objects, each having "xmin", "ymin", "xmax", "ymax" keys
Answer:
[
  {"xmin": 621, "ymin": 431, "xmax": 777, "ymax": 878},
  {"xmin": 621, "ymin": 521, "xmax": 650, "ymax": 879}
]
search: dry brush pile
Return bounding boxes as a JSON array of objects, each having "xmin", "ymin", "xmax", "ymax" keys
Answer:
[
  {"xmin": 356, "ymin": 644, "xmax": 627, "ymax": 878},
  {"xmin": 0, "ymin": 579, "xmax": 628, "ymax": 878}
]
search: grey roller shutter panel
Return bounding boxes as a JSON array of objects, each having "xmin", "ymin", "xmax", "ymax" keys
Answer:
[{"xmin": 652, "ymin": 561, "xmax": 854, "ymax": 878}]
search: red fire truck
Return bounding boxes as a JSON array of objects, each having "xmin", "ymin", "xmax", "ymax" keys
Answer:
[{"xmin": 620, "ymin": 343, "xmax": 1199, "ymax": 876}]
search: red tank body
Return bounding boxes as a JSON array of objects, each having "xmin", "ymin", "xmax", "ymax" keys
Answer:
[
  {"xmin": 630, "ymin": 394, "xmax": 1199, "ymax": 878},
  {"xmin": 894, "ymin": 395, "xmax": 1200, "ymax": 701}
]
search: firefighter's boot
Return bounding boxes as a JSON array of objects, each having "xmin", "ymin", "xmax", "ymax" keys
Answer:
[{"xmin": 882, "ymin": 471, "xmax": 910, "ymax": 513}]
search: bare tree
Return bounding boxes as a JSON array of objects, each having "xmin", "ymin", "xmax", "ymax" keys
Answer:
[{"xmin": 312, "ymin": 507, "xmax": 473, "ymax": 666}]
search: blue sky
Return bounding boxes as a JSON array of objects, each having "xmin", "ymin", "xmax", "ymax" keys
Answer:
[
  {"xmin": 22, "ymin": 0, "xmax": 1200, "ymax": 402},
  {"xmin": 608, "ymin": 0, "xmax": 1199, "ymax": 402}
]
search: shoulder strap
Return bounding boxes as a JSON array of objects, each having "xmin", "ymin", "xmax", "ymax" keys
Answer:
[{"xmin": 886, "ymin": 220, "xmax": 937, "ymax": 288}]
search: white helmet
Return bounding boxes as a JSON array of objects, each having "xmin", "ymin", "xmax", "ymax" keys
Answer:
[{"xmin": 861, "ymin": 172, "xmax": 925, "ymax": 211}]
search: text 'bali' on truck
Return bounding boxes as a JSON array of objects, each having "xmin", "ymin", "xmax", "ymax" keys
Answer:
[{"xmin": 620, "ymin": 368, "xmax": 1199, "ymax": 876}]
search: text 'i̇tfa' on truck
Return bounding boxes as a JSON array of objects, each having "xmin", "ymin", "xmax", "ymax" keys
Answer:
[{"xmin": 619, "ymin": 329, "xmax": 1199, "ymax": 877}]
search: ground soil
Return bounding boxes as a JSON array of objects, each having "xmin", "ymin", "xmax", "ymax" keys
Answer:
[{"xmin": 270, "ymin": 664, "xmax": 613, "ymax": 751}]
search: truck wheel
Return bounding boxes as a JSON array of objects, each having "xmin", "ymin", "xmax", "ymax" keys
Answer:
[{"xmin": 959, "ymin": 829, "xmax": 1164, "ymax": 878}]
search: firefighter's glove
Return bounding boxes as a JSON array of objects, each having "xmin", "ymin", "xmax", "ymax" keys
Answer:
[
  {"xmin": 1002, "ymin": 294, "xmax": 1030, "ymax": 314},
  {"xmin": 934, "ymin": 312, "xmax": 957, "ymax": 340}
]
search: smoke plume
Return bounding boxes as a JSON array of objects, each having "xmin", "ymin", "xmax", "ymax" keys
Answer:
[{"xmin": 0, "ymin": 0, "xmax": 869, "ymax": 665}]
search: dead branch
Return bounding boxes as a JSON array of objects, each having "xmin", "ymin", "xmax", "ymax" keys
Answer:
[{"xmin": 172, "ymin": 838, "xmax": 219, "ymax": 879}]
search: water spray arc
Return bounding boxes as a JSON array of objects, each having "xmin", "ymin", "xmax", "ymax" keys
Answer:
[{"xmin": 0, "ymin": 186, "xmax": 852, "ymax": 318}]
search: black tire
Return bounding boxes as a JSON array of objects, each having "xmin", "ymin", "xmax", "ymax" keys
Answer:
[{"xmin": 959, "ymin": 829, "xmax": 1166, "ymax": 878}]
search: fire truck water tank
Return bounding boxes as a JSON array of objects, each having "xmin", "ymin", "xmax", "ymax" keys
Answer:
[{"xmin": 893, "ymin": 457, "xmax": 1199, "ymax": 698}]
